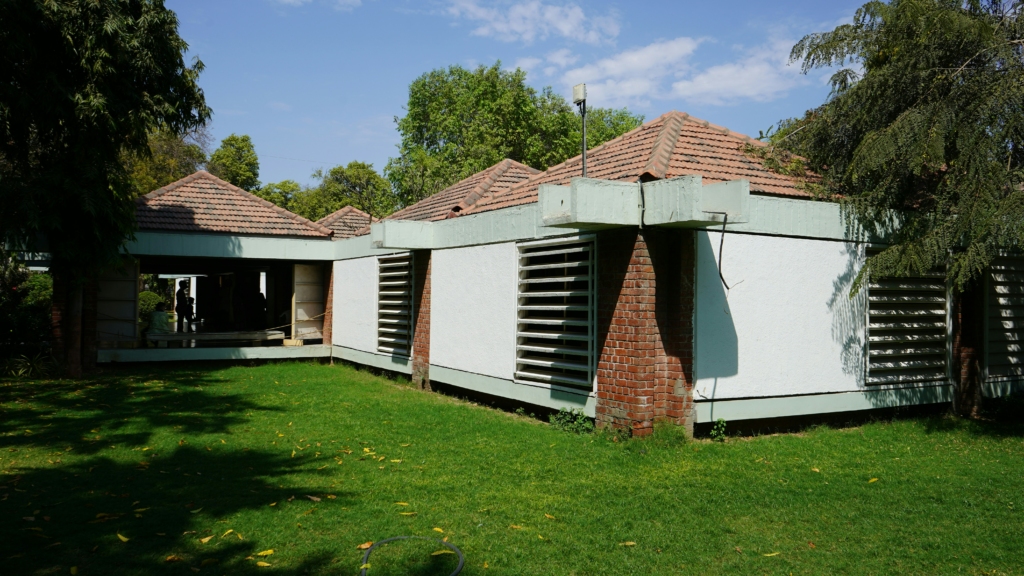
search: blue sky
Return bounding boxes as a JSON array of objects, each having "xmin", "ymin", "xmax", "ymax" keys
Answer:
[{"xmin": 169, "ymin": 0, "xmax": 862, "ymax": 186}]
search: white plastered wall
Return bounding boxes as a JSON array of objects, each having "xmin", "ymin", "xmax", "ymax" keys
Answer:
[
  {"xmin": 332, "ymin": 257, "xmax": 379, "ymax": 353},
  {"xmin": 430, "ymin": 242, "xmax": 518, "ymax": 380},
  {"xmin": 694, "ymin": 231, "xmax": 867, "ymax": 400}
]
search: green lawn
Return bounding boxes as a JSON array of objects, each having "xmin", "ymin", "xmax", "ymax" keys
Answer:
[{"xmin": 1, "ymin": 361, "xmax": 1022, "ymax": 575}]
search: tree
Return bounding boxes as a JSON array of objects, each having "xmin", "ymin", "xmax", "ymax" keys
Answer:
[
  {"xmin": 781, "ymin": 0, "xmax": 1024, "ymax": 415},
  {"xmin": 125, "ymin": 126, "xmax": 209, "ymax": 196},
  {"xmin": 319, "ymin": 162, "xmax": 396, "ymax": 221},
  {"xmin": 385, "ymin": 62, "xmax": 643, "ymax": 206},
  {"xmin": 0, "ymin": 0, "xmax": 210, "ymax": 376},
  {"xmin": 209, "ymin": 134, "xmax": 260, "ymax": 191},
  {"xmin": 287, "ymin": 185, "xmax": 346, "ymax": 223},
  {"xmin": 254, "ymin": 180, "xmax": 302, "ymax": 211}
]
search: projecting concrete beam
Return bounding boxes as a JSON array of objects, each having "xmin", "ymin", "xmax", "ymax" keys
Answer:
[
  {"xmin": 371, "ymin": 219, "xmax": 434, "ymax": 250},
  {"xmin": 643, "ymin": 175, "xmax": 750, "ymax": 227},
  {"xmin": 540, "ymin": 178, "xmax": 642, "ymax": 228}
]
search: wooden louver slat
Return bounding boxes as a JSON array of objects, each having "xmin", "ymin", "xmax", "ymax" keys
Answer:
[
  {"xmin": 378, "ymin": 253, "xmax": 413, "ymax": 356},
  {"xmin": 988, "ymin": 255, "xmax": 1024, "ymax": 380},
  {"xmin": 866, "ymin": 255, "xmax": 948, "ymax": 385},
  {"xmin": 516, "ymin": 238, "xmax": 595, "ymax": 390}
]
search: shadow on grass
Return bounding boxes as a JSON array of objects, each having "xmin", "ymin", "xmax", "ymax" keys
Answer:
[
  {"xmin": 919, "ymin": 394, "xmax": 1024, "ymax": 439},
  {"xmin": 0, "ymin": 368, "xmax": 353, "ymax": 575}
]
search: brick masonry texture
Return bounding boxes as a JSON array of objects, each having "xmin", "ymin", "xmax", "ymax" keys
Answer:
[
  {"xmin": 596, "ymin": 228, "xmax": 696, "ymax": 436},
  {"xmin": 322, "ymin": 264, "xmax": 334, "ymax": 346},
  {"xmin": 411, "ymin": 250, "xmax": 432, "ymax": 391}
]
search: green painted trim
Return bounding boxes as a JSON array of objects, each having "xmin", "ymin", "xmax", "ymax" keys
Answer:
[
  {"xmin": 371, "ymin": 220, "xmax": 434, "ymax": 250},
  {"xmin": 332, "ymin": 345, "xmax": 412, "ymax": 374},
  {"xmin": 127, "ymin": 231, "xmax": 336, "ymax": 260},
  {"xmin": 429, "ymin": 364, "xmax": 595, "ymax": 416},
  {"xmin": 98, "ymin": 345, "xmax": 331, "ymax": 363},
  {"xmin": 695, "ymin": 384, "xmax": 952, "ymax": 423},
  {"xmin": 332, "ymin": 233, "xmax": 416, "ymax": 261},
  {"xmin": 983, "ymin": 378, "xmax": 1024, "ymax": 398}
]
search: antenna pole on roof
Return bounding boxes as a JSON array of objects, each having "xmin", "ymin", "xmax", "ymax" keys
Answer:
[{"xmin": 573, "ymin": 84, "xmax": 587, "ymax": 177}]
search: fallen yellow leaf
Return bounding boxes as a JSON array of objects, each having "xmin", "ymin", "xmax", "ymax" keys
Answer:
[
  {"xmin": 256, "ymin": 561, "xmax": 271, "ymax": 567},
  {"xmin": 869, "ymin": 478, "xmax": 879, "ymax": 483},
  {"xmin": 399, "ymin": 512, "xmax": 417, "ymax": 516},
  {"xmin": 811, "ymin": 468, "xmax": 820, "ymax": 473},
  {"xmin": 117, "ymin": 533, "xmax": 129, "ymax": 542},
  {"xmin": 538, "ymin": 535, "xmax": 545, "ymax": 540},
  {"xmin": 70, "ymin": 568, "xmax": 78, "ymax": 575},
  {"xmin": 400, "ymin": 443, "xmax": 411, "ymax": 447},
  {"xmin": 190, "ymin": 508, "xmax": 202, "ymax": 514},
  {"xmin": 222, "ymin": 529, "xmax": 233, "ymax": 537},
  {"xmin": 544, "ymin": 514, "xmax": 556, "ymax": 520},
  {"xmin": 200, "ymin": 535, "xmax": 214, "ymax": 544},
  {"xmin": 431, "ymin": 550, "xmax": 455, "ymax": 556},
  {"xmin": 306, "ymin": 495, "xmax": 321, "ymax": 502},
  {"xmin": 165, "ymin": 555, "xmax": 183, "ymax": 563},
  {"xmin": 356, "ymin": 541, "xmax": 373, "ymax": 550},
  {"xmin": 433, "ymin": 527, "xmax": 444, "ymax": 533},
  {"xmin": 509, "ymin": 524, "xmax": 522, "ymax": 530},
  {"xmin": 269, "ymin": 502, "xmax": 277, "ymax": 507},
  {"xmin": 395, "ymin": 502, "xmax": 409, "ymax": 506},
  {"xmin": 359, "ymin": 564, "xmax": 371, "ymax": 570},
  {"xmin": 390, "ymin": 459, "xmax": 402, "ymax": 463},
  {"xmin": 764, "ymin": 552, "xmax": 781, "ymax": 557},
  {"xmin": 619, "ymin": 541, "xmax": 636, "ymax": 547},
  {"xmin": 256, "ymin": 549, "xmax": 274, "ymax": 557}
]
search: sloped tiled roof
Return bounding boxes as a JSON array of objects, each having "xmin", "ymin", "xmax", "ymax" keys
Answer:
[
  {"xmin": 465, "ymin": 111, "xmax": 815, "ymax": 216},
  {"xmin": 387, "ymin": 159, "xmax": 539, "ymax": 222},
  {"xmin": 136, "ymin": 171, "xmax": 333, "ymax": 238},
  {"xmin": 317, "ymin": 205, "xmax": 377, "ymax": 239}
]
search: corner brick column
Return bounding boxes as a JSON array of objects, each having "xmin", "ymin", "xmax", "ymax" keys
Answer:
[
  {"xmin": 322, "ymin": 263, "xmax": 334, "ymax": 347},
  {"xmin": 411, "ymin": 250, "xmax": 432, "ymax": 391},
  {"xmin": 595, "ymin": 228, "xmax": 695, "ymax": 436}
]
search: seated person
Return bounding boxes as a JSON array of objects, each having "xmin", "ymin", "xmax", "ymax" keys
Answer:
[{"xmin": 147, "ymin": 302, "xmax": 171, "ymax": 346}]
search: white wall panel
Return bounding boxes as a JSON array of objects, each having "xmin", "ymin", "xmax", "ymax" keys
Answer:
[
  {"xmin": 695, "ymin": 231, "xmax": 867, "ymax": 400},
  {"xmin": 431, "ymin": 242, "xmax": 518, "ymax": 380},
  {"xmin": 332, "ymin": 257, "xmax": 379, "ymax": 353}
]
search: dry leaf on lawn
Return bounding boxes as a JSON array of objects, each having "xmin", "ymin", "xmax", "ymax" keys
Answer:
[
  {"xmin": 116, "ymin": 533, "xmax": 129, "ymax": 542},
  {"xmin": 165, "ymin": 555, "xmax": 183, "ymax": 563},
  {"xmin": 356, "ymin": 541, "xmax": 373, "ymax": 550},
  {"xmin": 256, "ymin": 561, "xmax": 271, "ymax": 567},
  {"xmin": 619, "ymin": 542, "xmax": 636, "ymax": 547},
  {"xmin": 256, "ymin": 550, "xmax": 274, "ymax": 557},
  {"xmin": 431, "ymin": 550, "xmax": 455, "ymax": 556},
  {"xmin": 200, "ymin": 535, "xmax": 214, "ymax": 544}
]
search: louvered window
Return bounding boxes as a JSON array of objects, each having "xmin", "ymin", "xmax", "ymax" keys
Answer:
[
  {"xmin": 866, "ymin": 253, "xmax": 949, "ymax": 385},
  {"xmin": 378, "ymin": 253, "xmax": 413, "ymax": 356},
  {"xmin": 987, "ymin": 255, "xmax": 1024, "ymax": 381},
  {"xmin": 516, "ymin": 237, "xmax": 595, "ymax": 391}
]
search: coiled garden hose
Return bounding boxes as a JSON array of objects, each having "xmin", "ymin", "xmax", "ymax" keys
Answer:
[{"xmin": 358, "ymin": 535, "xmax": 465, "ymax": 576}]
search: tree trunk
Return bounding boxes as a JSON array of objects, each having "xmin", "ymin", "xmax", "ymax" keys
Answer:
[
  {"xmin": 50, "ymin": 270, "xmax": 84, "ymax": 378},
  {"xmin": 952, "ymin": 279, "xmax": 985, "ymax": 418}
]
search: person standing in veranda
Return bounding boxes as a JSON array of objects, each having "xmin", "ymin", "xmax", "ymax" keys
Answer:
[{"xmin": 175, "ymin": 279, "xmax": 190, "ymax": 333}]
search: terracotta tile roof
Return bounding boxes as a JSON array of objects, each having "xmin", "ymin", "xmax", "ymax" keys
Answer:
[
  {"xmin": 465, "ymin": 111, "xmax": 816, "ymax": 216},
  {"xmin": 136, "ymin": 171, "xmax": 332, "ymax": 238},
  {"xmin": 317, "ymin": 205, "xmax": 378, "ymax": 239},
  {"xmin": 387, "ymin": 159, "xmax": 539, "ymax": 222}
]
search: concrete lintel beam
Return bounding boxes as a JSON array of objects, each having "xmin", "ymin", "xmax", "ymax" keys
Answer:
[
  {"xmin": 371, "ymin": 220, "xmax": 434, "ymax": 250},
  {"xmin": 540, "ymin": 178, "xmax": 641, "ymax": 228},
  {"xmin": 643, "ymin": 176, "xmax": 749, "ymax": 228}
]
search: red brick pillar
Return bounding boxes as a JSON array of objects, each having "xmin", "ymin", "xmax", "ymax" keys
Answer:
[
  {"xmin": 322, "ymin": 263, "xmax": 334, "ymax": 347},
  {"xmin": 411, "ymin": 250, "xmax": 432, "ymax": 391},
  {"xmin": 952, "ymin": 280, "xmax": 985, "ymax": 418},
  {"xmin": 595, "ymin": 228, "xmax": 695, "ymax": 436}
]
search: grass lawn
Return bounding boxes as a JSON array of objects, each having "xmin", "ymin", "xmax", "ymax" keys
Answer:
[{"xmin": 1, "ymin": 361, "xmax": 1022, "ymax": 575}]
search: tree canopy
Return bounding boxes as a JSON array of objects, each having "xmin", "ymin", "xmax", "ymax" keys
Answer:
[
  {"xmin": 209, "ymin": 133, "xmax": 261, "ymax": 192},
  {"xmin": 385, "ymin": 62, "xmax": 643, "ymax": 206},
  {"xmin": 0, "ymin": 0, "xmax": 210, "ymax": 279},
  {"xmin": 125, "ymin": 127, "xmax": 209, "ymax": 196},
  {"xmin": 778, "ymin": 0, "xmax": 1024, "ymax": 292}
]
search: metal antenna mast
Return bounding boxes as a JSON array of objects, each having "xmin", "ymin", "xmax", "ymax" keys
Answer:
[{"xmin": 573, "ymin": 83, "xmax": 587, "ymax": 177}]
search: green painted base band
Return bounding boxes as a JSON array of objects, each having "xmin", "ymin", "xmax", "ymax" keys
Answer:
[
  {"xmin": 98, "ymin": 345, "xmax": 331, "ymax": 363},
  {"xmin": 428, "ymin": 364, "xmax": 595, "ymax": 416},
  {"xmin": 332, "ymin": 345, "xmax": 412, "ymax": 375},
  {"xmin": 696, "ymin": 384, "xmax": 952, "ymax": 423},
  {"xmin": 983, "ymin": 378, "xmax": 1024, "ymax": 398}
]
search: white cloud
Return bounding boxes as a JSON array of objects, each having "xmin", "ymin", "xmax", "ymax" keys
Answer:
[
  {"xmin": 561, "ymin": 37, "xmax": 701, "ymax": 107},
  {"xmin": 546, "ymin": 48, "xmax": 577, "ymax": 67},
  {"xmin": 513, "ymin": 56, "xmax": 543, "ymax": 73},
  {"xmin": 447, "ymin": 0, "xmax": 618, "ymax": 45},
  {"xmin": 671, "ymin": 39, "xmax": 807, "ymax": 105}
]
